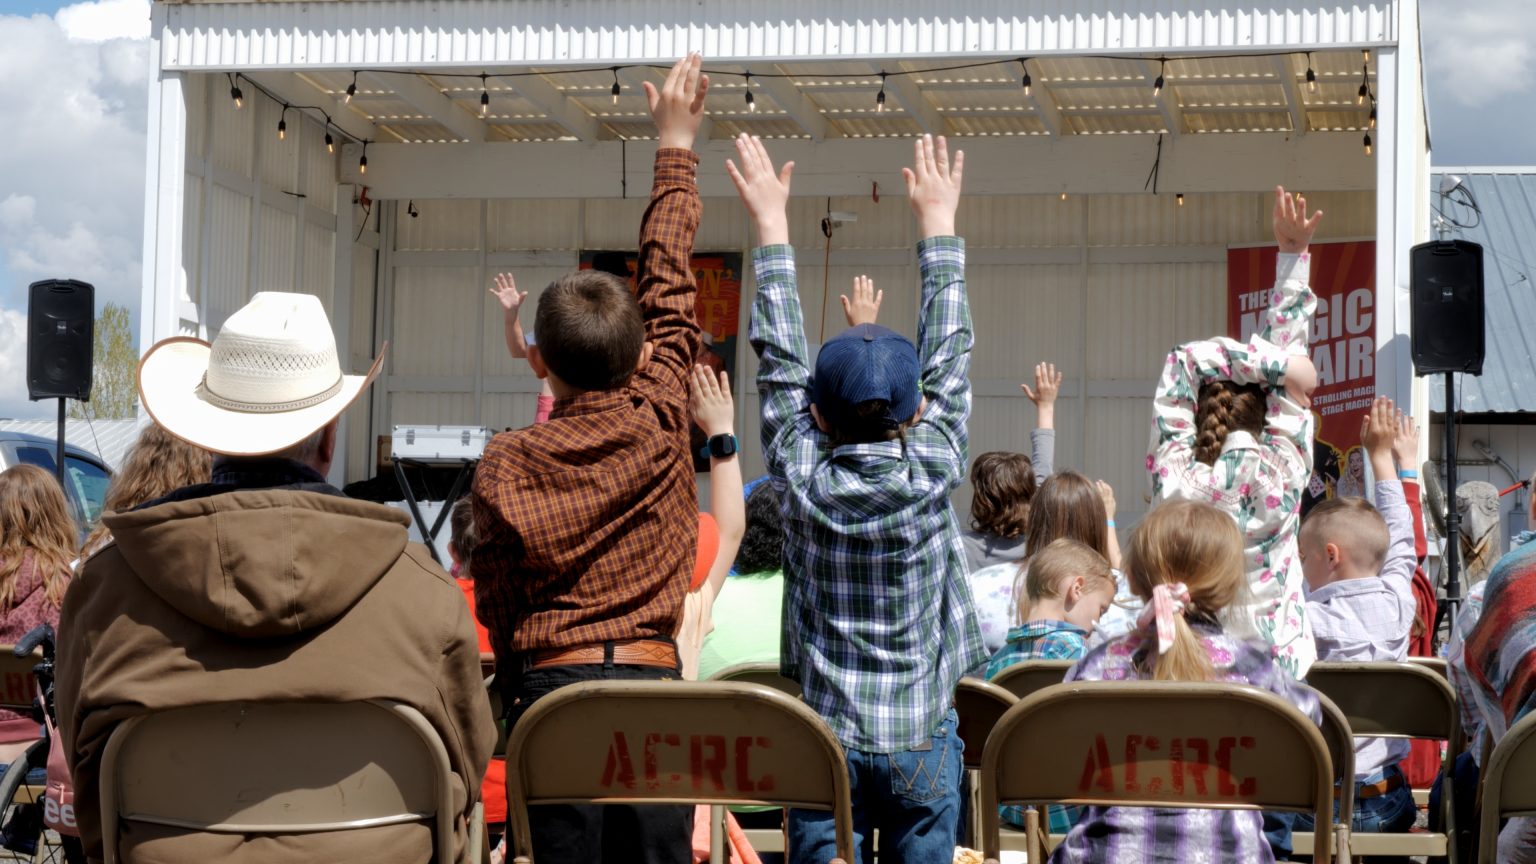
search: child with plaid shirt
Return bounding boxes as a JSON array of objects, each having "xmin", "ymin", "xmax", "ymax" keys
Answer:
[{"xmin": 730, "ymin": 132, "xmax": 986, "ymax": 863}]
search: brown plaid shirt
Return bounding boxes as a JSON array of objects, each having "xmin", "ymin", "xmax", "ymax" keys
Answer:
[{"xmin": 471, "ymin": 149, "xmax": 702, "ymax": 656}]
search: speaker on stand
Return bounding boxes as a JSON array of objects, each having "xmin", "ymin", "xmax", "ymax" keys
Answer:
[
  {"xmin": 26, "ymin": 279, "xmax": 95, "ymax": 485},
  {"xmin": 1410, "ymin": 239, "xmax": 1484, "ymax": 642}
]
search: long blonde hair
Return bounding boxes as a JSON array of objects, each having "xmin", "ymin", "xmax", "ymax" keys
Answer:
[
  {"xmin": 0, "ymin": 465, "xmax": 76, "ymax": 610},
  {"xmin": 1123, "ymin": 500, "xmax": 1247, "ymax": 681},
  {"xmin": 81, "ymin": 423, "xmax": 212, "ymax": 556}
]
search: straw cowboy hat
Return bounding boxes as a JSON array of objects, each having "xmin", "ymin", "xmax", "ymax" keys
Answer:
[{"xmin": 137, "ymin": 292, "xmax": 384, "ymax": 457}]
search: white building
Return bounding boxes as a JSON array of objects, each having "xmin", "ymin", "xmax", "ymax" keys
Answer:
[{"xmin": 141, "ymin": 0, "xmax": 1430, "ymax": 523}]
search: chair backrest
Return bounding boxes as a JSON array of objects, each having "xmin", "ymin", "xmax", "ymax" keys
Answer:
[
  {"xmin": 708, "ymin": 662, "xmax": 803, "ymax": 699},
  {"xmin": 1407, "ymin": 656, "xmax": 1449, "ymax": 680},
  {"xmin": 1312, "ymin": 690, "xmax": 1357, "ymax": 827},
  {"xmin": 1479, "ymin": 710, "xmax": 1536, "ymax": 864},
  {"xmin": 988, "ymin": 659, "xmax": 1075, "ymax": 701},
  {"xmin": 1305, "ymin": 661, "xmax": 1461, "ymax": 758},
  {"xmin": 505, "ymin": 680, "xmax": 852, "ymax": 863},
  {"xmin": 0, "ymin": 646, "xmax": 39, "ymax": 715},
  {"xmin": 98, "ymin": 700, "xmax": 455, "ymax": 864},
  {"xmin": 979, "ymin": 681, "xmax": 1335, "ymax": 864},
  {"xmin": 953, "ymin": 678, "xmax": 1017, "ymax": 769}
]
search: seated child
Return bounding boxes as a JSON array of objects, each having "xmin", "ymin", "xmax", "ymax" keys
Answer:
[
  {"xmin": 446, "ymin": 498, "xmax": 505, "ymax": 847},
  {"xmin": 1049, "ymin": 499, "xmax": 1322, "ymax": 864},
  {"xmin": 961, "ymin": 361, "xmax": 1062, "ymax": 573},
  {"xmin": 1291, "ymin": 396, "xmax": 1418, "ymax": 841},
  {"xmin": 985, "ymin": 537, "xmax": 1115, "ymax": 835}
]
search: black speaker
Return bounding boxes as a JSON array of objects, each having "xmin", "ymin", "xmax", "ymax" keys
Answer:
[
  {"xmin": 1411, "ymin": 239, "xmax": 1484, "ymax": 375},
  {"xmin": 27, "ymin": 279, "xmax": 95, "ymax": 401}
]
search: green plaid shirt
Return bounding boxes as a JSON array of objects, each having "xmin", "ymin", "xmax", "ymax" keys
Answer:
[{"xmin": 749, "ymin": 237, "xmax": 987, "ymax": 753}]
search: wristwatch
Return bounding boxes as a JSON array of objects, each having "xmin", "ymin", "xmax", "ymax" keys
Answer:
[{"xmin": 700, "ymin": 433, "xmax": 739, "ymax": 459}]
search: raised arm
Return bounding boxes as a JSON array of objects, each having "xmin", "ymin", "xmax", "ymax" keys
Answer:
[
  {"xmin": 1263, "ymin": 186, "xmax": 1324, "ymax": 355},
  {"xmin": 692, "ymin": 365, "xmax": 744, "ymax": 597},
  {"xmin": 1368, "ymin": 399, "xmax": 1418, "ymax": 613},
  {"xmin": 907, "ymin": 135, "xmax": 971, "ymax": 461},
  {"xmin": 490, "ymin": 272, "xmax": 531, "ymax": 360},
  {"xmin": 1022, "ymin": 362, "xmax": 1061, "ymax": 481},
  {"xmin": 633, "ymin": 54, "xmax": 708, "ymax": 393},
  {"xmin": 731, "ymin": 134, "xmax": 810, "ymax": 456}
]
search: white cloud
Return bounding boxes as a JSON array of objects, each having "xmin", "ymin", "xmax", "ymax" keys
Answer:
[
  {"xmin": 0, "ymin": 2, "xmax": 149, "ymax": 419},
  {"xmin": 1422, "ymin": 0, "xmax": 1535, "ymax": 109},
  {"xmin": 0, "ymin": 309, "xmax": 35, "ymax": 419},
  {"xmin": 56, "ymin": 0, "xmax": 150, "ymax": 43}
]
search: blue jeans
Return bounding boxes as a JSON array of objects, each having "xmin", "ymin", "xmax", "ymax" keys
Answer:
[
  {"xmin": 1266, "ymin": 765, "xmax": 1418, "ymax": 860},
  {"xmin": 788, "ymin": 710, "xmax": 963, "ymax": 864}
]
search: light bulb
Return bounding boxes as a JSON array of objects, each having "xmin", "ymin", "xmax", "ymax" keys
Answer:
[
  {"xmin": 481, "ymin": 89, "xmax": 490, "ymax": 116},
  {"xmin": 345, "ymin": 75, "xmax": 357, "ymax": 103},
  {"xmin": 1363, "ymin": 133, "xmax": 1373, "ymax": 156},
  {"xmin": 1177, "ymin": 193, "xmax": 1185, "ymax": 207},
  {"xmin": 359, "ymin": 154, "xmax": 368, "ymax": 174},
  {"xmin": 1154, "ymin": 60, "xmax": 1166, "ymax": 97},
  {"xmin": 1306, "ymin": 66, "xmax": 1316, "ymax": 93},
  {"xmin": 1369, "ymin": 106, "xmax": 1377, "ymax": 130},
  {"xmin": 231, "ymin": 86, "xmax": 243, "ymax": 109},
  {"xmin": 1020, "ymin": 61, "xmax": 1032, "ymax": 96},
  {"xmin": 876, "ymin": 74, "xmax": 887, "ymax": 112},
  {"xmin": 1060, "ymin": 191, "xmax": 1068, "ymax": 201},
  {"xmin": 1363, "ymin": 49, "xmax": 1371, "ymax": 64},
  {"xmin": 1358, "ymin": 82, "xmax": 1368, "ymax": 105},
  {"xmin": 745, "ymin": 89, "xmax": 756, "ymax": 112},
  {"xmin": 277, "ymin": 117, "xmax": 286, "ymax": 140},
  {"xmin": 611, "ymin": 70, "xmax": 621, "ymax": 105},
  {"xmin": 325, "ymin": 130, "xmax": 334, "ymax": 153}
]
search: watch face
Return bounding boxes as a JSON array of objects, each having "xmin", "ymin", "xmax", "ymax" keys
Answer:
[{"xmin": 711, "ymin": 434, "xmax": 738, "ymax": 457}]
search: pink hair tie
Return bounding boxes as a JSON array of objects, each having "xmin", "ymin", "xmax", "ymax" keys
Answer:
[{"xmin": 1136, "ymin": 582, "xmax": 1192, "ymax": 656}]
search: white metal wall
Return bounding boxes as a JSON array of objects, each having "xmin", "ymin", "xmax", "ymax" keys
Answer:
[{"xmin": 372, "ymin": 187, "xmax": 1374, "ymax": 526}]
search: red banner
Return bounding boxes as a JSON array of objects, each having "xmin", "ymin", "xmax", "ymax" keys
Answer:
[{"xmin": 1228, "ymin": 241, "xmax": 1376, "ymax": 512}]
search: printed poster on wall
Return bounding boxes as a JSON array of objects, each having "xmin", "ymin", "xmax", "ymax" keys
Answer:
[
  {"xmin": 580, "ymin": 250, "xmax": 744, "ymax": 472},
  {"xmin": 1228, "ymin": 241, "xmax": 1376, "ymax": 515}
]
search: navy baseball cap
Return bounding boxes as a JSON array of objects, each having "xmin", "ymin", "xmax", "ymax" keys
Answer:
[{"xmin": 811, "ymin": 324, "xmax": 921, "ymax": 429}]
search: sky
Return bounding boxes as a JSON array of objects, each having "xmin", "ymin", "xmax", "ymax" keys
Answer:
[{"xmin": 0, "ymin": 0, "xmax": 1531, "ymax": 420}]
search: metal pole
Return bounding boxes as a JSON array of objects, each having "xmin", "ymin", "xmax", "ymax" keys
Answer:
[
  {"xmin": 1440, "ymin": 370, "xmax": 1463, "ymax": 640},
  {"xmin": 55, "ymin": 398, "xmax": 66, "ymax": 486}
]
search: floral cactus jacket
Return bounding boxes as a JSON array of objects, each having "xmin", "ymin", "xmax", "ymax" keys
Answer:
[{"xmin": 1147, "ymin": 252, "xmax": 1317, "ymax": 677}]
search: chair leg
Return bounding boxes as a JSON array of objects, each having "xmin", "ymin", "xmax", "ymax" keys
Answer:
[{"xmin": 709, "ymin": 805, "xmax": 727, "ymax": 864}]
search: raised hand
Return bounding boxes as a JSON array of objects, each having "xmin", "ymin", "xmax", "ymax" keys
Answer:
[
  {"xmin": 690, "ymin": 364, "xmax": 735, "ymax": 437},
  {"xmin": 490, "ymin": 272, "xmax": 525, "ymax": 315},
  {"xmin": 1096, "ymin": 479, "xmax": 1118, "ymax": 521},
  {"xmin": 725, "ymin": 133, "xmax": 793, "ymax": 246},
  {"xmin": 903, "ymin": 134, "xmax": 964, "ymax": 239},
  {"xmin": 1273, "ymin": 186, "xmax": 1324, "ymax": 255},
  {"xmin": 1021, "ymin": 361, "xmax": 1063, "ymax": 430},
  {"xmin": 645, "ymin": 53, "xmax": 710, "ymax": 151},
  {"xmin": 1362, "ymin": 396, "xmax": 1399, "ymax": 482},
  {"xmin": 1391, "ymin": 408, "xmax": 1421, "ymax": 472},
  {"xmin": 841, "ymin": 275, "xmax": 883, "ymax": 327}
]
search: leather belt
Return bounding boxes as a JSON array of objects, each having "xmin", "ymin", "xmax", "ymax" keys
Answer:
[
  {"xmin": 1355, "ymin": 771, "xmax": 1406, "ymax": 799},
  {"xmin": 529, "ymin": 639, "xmax": 678, "ymax": 671}
]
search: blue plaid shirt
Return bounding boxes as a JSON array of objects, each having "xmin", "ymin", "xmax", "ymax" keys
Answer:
[{"xmin": 750, "ymin": 238, "xmax": 987, "ymax": 754}]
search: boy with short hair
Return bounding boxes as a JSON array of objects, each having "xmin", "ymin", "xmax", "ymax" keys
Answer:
[
  {"xmin": 729, "ymin": 132, "xmax": 986, "ymax": 863},
  {"xmin": 470, "ymin": 54, "xmax": 710, "ymax": 863},
  {"xmin": 1293, "ymin": 395, "xmax": 1419, "ymax": 840}
]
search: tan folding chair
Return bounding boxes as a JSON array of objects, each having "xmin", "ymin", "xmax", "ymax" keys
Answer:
[
  {"xmin": 979, "ymin": 681, "xmax": 1336, "ymax": 864},
  {"xmin": 1478, "ymin": 710, "xmax": 1536, "ymax": 864},
  {"xmin": 505, "ymin": 680, "xmax": 853, "ymax": 864},
  {"xmin": 1291, "ymin": 690, "xmax": 1357, "ymax": 861},
  {"xmin": 98, "ymin": 700, "xmax": 480, "ymax": 864},
  {"xmin": 953, "ymin": 679, "xmax": 1018, "ymax": 849},
  {"xmin": 988, "ymin": 659, "xmax": 1075, "ymax": 701},
  {"xmin": 0, "ymin": 647, "xmax": 46, "ymax": 810},
  {"xmin": 1306, "ymin": 660, "xmax": 1461, "ymax": 861},
  {"xmin": 708, "ymin": 662, "xmax": 803, "ymax": 699}
]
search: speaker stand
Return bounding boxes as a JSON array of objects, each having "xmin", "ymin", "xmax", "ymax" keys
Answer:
[
  {"xmin": 54, "ymin": 398, "xmax": 66, "ymax": 486},
  {"xmin": 1435, "ymin": 370, "xmax": 1464, "ymax": 647}
]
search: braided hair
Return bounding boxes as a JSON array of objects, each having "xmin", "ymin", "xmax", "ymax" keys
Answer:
[{"xmin": 1193, "ymin": 381, "xmax": 1266, "ymax": 466}]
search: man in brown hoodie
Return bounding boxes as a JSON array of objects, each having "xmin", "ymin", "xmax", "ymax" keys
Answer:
[{"xmin": 56, "ymin": 293, "xmax": 495, "ymax": 863}]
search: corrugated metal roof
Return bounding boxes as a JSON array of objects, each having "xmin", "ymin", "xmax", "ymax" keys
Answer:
[
  {"xmin": 1428, "ymin": 170, "xmax": 1536, "ymax": 414},
  {"xmin": 0, "ymin": 418, "xmax": 147, "ymax": 470}
]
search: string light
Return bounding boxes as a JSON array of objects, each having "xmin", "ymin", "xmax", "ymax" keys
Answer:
[
  {"xmin": 1363, "ymin": 49, "xmax": 1371, "ymax": 64},
  {"xmin": 324, "ymin": 124, "xmax": 335, "ymax": 154},
  {"xmin": 1363, "ymin": 133, "xmax": 1373, "ymax": 156},
  {"xmin": 1153, "ymin": 59, "xmax": 1166, "ymax": 97},
  {"xmin": 407, "ymin": 201, "xmax": 419, "ymax": 219},
  {"xmin": 345, "ymin": 72, "xmax": 357, "ymax": 103},
  {"xmin": 611, "ymin": 68, "xmax": 621, "ymax": 105},
  {"xmin": 1060, "ymin": 191, "xmax": 1068, "ymax": 201},
  {"xmin": 1357, "ymin": 64, "xmax": 1370, "ymax": 105},
  {"xmin": 744, "ymin": 73, "xmax": 755, "ymax": 112},
  {"xmin": 876, "ymin": 72, "xmax": 887, "ymax": 112},
  {"xmin": 1176, "ymin": 193, "xmax": 1185, "ymax": 207},
  {"xmin": 1369, "ymin": 103, "xmax": 1377, "ymax": 130},
  {"xmin": 480, "ymin": 74, "xmax": 490, "ymax": 117},
  {"xmin": 1305, "ymin": 53, "xmax": 1316, "ymax": 93},
  {"xmin": 277, "ymin": 104, "xmax": 287, "ymax": 140},
  {"xmin": 1020, "ymin": 59, "xmax": 1032, "ymax": 96},
  {"xmin": 228, "ymin": 73, "xmax": 243, "ymax": 109},
  {"xmin": 359, "ymin": 142, "xmax": 368, "ymax": 175}
]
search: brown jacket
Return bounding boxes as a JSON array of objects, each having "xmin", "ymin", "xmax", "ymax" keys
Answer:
[{"xmin": 56, "ymin": 489, "xmax": 495, "ymax": 863}]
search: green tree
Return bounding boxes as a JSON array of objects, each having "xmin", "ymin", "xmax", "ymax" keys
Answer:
[{"xmin": 69, "ymin": 302, "xmax": 137, "ymax": 420}]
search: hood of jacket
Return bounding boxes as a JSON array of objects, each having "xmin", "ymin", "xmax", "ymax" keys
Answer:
[{"xmin": 101, "ymin": 489, "xmax": 412, "ymax": 639}]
